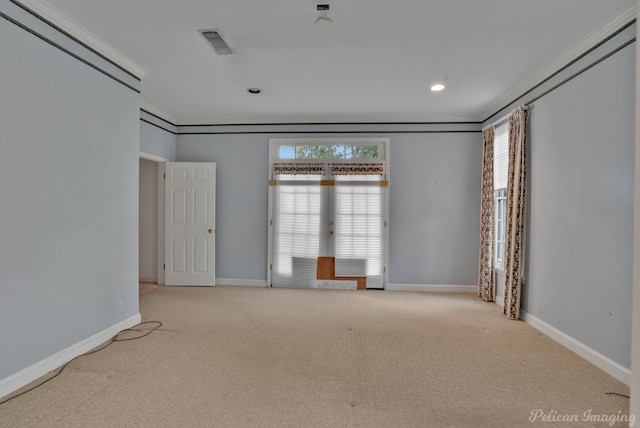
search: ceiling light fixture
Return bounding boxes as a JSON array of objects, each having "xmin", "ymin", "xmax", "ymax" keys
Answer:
[
  {"xmin": 315, "ymin": 4, "xmax": 333, "ymax": 24},
  {"xmin": 430, "ymin": 83, "xmax": 446, "ymax": 92},
  {"xmin": 247, "ymin": 88, "xmax": 262, "ymax": 94}
]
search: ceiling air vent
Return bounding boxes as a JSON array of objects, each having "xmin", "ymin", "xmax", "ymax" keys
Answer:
[{"xmin": 199, "ymin": 29, "xmax": 233, "ymax": 55}]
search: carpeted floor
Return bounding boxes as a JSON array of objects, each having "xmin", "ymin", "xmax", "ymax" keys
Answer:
[
  {"xmin": 0, "ymin": 286, "xmax": 632, "ymax": 427},
  {"xmin": 139, "ymin": 282, "xmax": 159, "ymax": 295}
]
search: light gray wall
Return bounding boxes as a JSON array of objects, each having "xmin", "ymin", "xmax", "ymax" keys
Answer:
[
  {"xmin": 631, "ymin": 0, "xmax": 640, "ymax": 416},
  {"xmin": 176, "ymin": 129, "xmax": 482, "ymax": 285},
  {"xmin": 140, "ymin": 113, "xmax": 176, "ymax": 161},
  {"xmin": 524, "ymin": 45, "xmax": 635, "ymax": 367},
  {"xmin": 175, "ymin": 134, "xmax": 270, "ymax": 280},
  {"xmin": 389, "ymin": 133, "xmax": 481, "ymax": 284},
  {"xmin": 484, "ymin": 22, "xmax": 636, "ymax": 368},
  {"xmin": 139, "ymin": 158, "xmax": 158, "ymax": 282},
  {"xmin": 0, "ymin": 7, "xmax": 140, "ymax": 379},
  {"xmin": 496, "ymin": 273, "xmax": 504, "ymax": 301}
]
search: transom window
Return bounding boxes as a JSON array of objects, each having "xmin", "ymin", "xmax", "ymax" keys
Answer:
[{"xmin": 278, "ymin": 144, "xmax": 379, "ymax": 160}]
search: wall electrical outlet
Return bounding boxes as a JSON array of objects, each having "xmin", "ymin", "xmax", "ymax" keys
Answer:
[{"xmin": 116, "ymin": 301, "xmax": 123, "ymax": 313}]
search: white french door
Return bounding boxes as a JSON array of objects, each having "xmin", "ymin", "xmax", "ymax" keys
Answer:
[
  {"xmin": 268, "ymin": 139, "xmax": 388, "ymax": 290},
  {"xmin": 272, "ymin": 176, "xmax": 322, "ymax": 288},
  {"xmin": 164, "ymin": 162, "xmax": 216, "ymax": 286},
  {"xmin": 333, "ymin": 179, "xmax": 384, "ymax": 289}
]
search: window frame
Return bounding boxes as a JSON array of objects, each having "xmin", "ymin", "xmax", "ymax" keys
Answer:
[
  {"xmin": 494, "ymin": 188, "xmax": 507, "ymax": 271},
  {"xmin": 267, "ymin": 138, "xmax": 390, "ymax": 289},
  {"xmin": 270, "ymin": 138, "xmax": 387, "ymax": 166},
  {"xmin": 493, "ymin": 122, "xmax": 509, "ymax": 273}
]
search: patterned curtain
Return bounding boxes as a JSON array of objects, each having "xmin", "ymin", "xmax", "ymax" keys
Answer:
[
  {"xmin": 503, "ymin": 109, "xmax": 528, "ymax": 319},
  {"xmin": 478, "ymin": 128, "xmax": 495, "ymax": 302}
]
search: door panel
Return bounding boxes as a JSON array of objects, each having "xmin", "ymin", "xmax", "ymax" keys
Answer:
[
  {"xmin": 171, "ymin": 236, "xmax": 187, "ymax": 273},
  {"xmin": 271, "ymin": 183, "xmax": 322, "ymax": 288},
  {"xmin": 173, "ymin": 190, "xmax": 187, "ymax": 224},
  {"xmin": 333, "ymin": 183, "xmax": 384, "ymax": 288},
  {"xmin": 165, "ymin": 162, "xmax": 216, "ymax": 286},
  {"xmin": 193, "ymin": 237, "xmax": 208, "ymax": 272}
]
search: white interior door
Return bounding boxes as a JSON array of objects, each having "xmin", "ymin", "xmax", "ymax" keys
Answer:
[{"xmin": 164, "ymin": 162, "xmax": 216, "ymax": 286}]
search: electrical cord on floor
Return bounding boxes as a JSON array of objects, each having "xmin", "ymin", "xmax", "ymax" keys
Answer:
[
  {"xmin": 606, "ymin": 392, "xmax": 630, "ymax": 399},
  {"xmin": 0, "ymin": 320, "xmax": 163, "ymax": 406}
]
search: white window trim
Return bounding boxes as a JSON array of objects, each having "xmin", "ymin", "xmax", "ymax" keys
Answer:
[
  {"xmin": 493, "ymin": 123, "xmax": 509, "ymax": 275},
  {"xmin": 267, "ymin": 138, "xmax": 390, "ymax": 289},
  {"xmin": 495, "ymin": 188, "xmax": 507, "ymax": 273},
  {"xmin": 269, "ymin": 137, "xmax": 388, "ymax": 166}
]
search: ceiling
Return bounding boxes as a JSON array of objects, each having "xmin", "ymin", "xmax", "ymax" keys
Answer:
[{"xmin": 34, "ymin": 0, "xmax": 636, "ymax": 124}]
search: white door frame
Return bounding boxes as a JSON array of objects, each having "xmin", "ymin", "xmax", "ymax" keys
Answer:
[
  {"xmin": 157, "ymin": 161, "xmax": 167, "ymax": 285},
  {"xmin": 266, "ymin": 138, "xmax": 390, "ymax": 289},
  {"xmin": 139, "ymin": 151, "xmax": 169, "ymax": 285}
]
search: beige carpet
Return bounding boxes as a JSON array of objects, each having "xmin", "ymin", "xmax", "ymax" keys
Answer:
[
  {"xmin": 0, "ymin": 286, "xmax": 631, "ymax": 427},
  {"xmin": 139, "ymin": 282, "xmax": 159, "ymax": 295}
]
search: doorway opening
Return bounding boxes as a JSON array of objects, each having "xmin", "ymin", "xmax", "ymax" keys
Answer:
[{"xmin": 139, "ymin": 152, "xmax": 168, "ymax": 293}]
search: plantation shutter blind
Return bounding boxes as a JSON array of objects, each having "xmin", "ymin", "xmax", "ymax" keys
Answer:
[
  {"xmin": 334, "ymin": 185, "xmax": 383, "ymax": 277},
  {"xmin": 271, "ymin": 166, "xmax": 322, "ymax": 288},
  {"xmin": 494, "ymin": 123, "xmax": 509, "ymax": 190},
  {"xmin": 333, "ymin": 163, "xmax": 384, "ymax": 287}
]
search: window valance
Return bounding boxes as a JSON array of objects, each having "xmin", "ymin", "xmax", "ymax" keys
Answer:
[
  {"xmin": 331, "ymin": 163, "xmax": 384, "ymax": 176},
  {"xmin": 273, "ymin": 163, "xmax": 326, "ymax": 175}
]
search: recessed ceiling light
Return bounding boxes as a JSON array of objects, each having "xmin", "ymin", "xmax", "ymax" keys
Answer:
[
  {"xmin": 247, "ymin": 88, "xmax": 262, "ymax": 94},
  {"xmin": 430, "ymin": 84, "xmax": 445, "ymax": 92}
]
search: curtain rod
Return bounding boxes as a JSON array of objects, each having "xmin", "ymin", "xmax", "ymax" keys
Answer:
[{"xmin": 482, "ymin": 105, "xmax": 529, "ymax": 131}]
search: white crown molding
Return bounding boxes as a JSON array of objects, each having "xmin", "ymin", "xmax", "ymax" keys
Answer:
[
  {"xmin": 175, "ymin": 113, "xmax": 477, "ymax": 126},
  {"xmin": 480, "ymin": 4, "xmax": 637, "ymax": 121},
  {"xmin": 140, "ymin": 101, "xmax": 178, "ymax": 126},
  {"xmin": 16, "ymin": 0, "xmax": 146, "ymax": 79}
]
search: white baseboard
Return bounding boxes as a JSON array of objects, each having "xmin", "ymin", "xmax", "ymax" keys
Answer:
[
  {"xmin": 215, "ymin": 278, "xmax": 268, "ymax": 287},
  {"xmin": 495, "ymin": 295, "xmax": 504, "ymax": 307},
  {"xmin": 386, "ymin": 283, "xmax": 476, "ymax": 293},
  {"xmin": 0, "ymin": 313, "xmax": 141, "ymax": 400},
  {"xmin": 139, "ymin": 277, "xmax": 157, "ymax": 283},
  {"xmin": 520, "ymin": 310, "xmax": 631, "ymax": 385}
]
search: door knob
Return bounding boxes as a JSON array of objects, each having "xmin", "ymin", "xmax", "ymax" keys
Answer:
[
  {"xmin": 208, "ymin": 229, "xmax": 213, "ymax": 234},
  {"xmin": 329, "ymin": 230, "xmax": 334, "ymax": 235}
]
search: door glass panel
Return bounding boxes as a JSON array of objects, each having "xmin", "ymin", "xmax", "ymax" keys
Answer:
[
  {"xmin": 334, "ymin": 184, "xmax": 383, "ymax": 279},
  {"xmin": 272, "ymin": 184, "xmax": 321, "ymax": 288}
]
